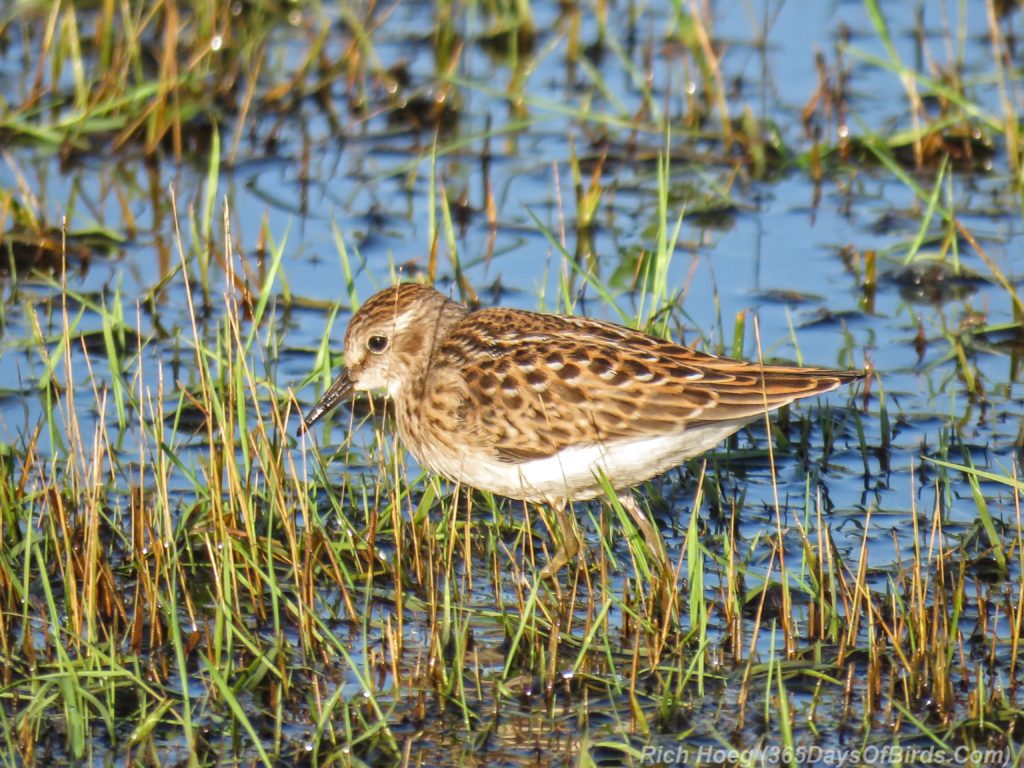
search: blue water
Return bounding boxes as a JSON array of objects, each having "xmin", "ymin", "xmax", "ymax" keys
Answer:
[{"xmin": 0, "ymin": 0, "xmax": 1020, "ymax": 760}]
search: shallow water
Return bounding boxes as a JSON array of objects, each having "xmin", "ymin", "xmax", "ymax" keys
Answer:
[{"xmin": 1, "ymin": 0, "xmax": 1021, "ymax": 764}]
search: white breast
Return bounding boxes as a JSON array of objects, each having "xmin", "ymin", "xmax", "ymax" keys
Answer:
[{"xmin": 420, "ymin": 420, "xmax": 753, "ymax": 504}]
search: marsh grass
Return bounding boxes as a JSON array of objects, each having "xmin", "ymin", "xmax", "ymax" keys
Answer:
[
  {"xmin": 0, "ymin": 226, "xmax": 1022, "ymax": 762},
  {"xmin": 1, "ymin": 0, "xmax": 1024, "ymax": 765}
]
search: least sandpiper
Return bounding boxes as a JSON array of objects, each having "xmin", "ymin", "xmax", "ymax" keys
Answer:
[{"xmin": 303, "ymin": 283, "xmax": 862, "ymax": 575}]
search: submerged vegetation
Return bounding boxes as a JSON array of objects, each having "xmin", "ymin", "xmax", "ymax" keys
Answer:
[{"xmin": 0, "ymin": 0, "xmax": 1022, "ymax": 764}]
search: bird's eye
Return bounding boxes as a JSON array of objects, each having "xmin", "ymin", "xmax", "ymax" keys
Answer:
[{"xmin": 366, "ymin": 335, "xmax": 390, "ymax": 353}]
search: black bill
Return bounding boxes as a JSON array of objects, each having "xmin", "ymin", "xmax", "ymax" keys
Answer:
[{"xmin": 301, "ymin": 369, "xmax": 354, "ymax": 432}]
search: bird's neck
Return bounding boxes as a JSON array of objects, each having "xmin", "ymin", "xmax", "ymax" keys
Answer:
[
  {"xmin": 405, "ymin": 297, "xmax": 469, "ymax": 396},
  {"xmin": 393, "ymin": 297, "xmax": 467, "ymax": 459}
]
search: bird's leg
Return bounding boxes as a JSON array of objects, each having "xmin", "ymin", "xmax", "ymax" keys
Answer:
[
  {"xmin": 619, "ymin": 494, "xmax": 679, "ymax": 625},
  {"xmin": 538, "ymin": 500, "xmax": 581, "ymax": 579},
  {"xmin": 617, "ymin": 494, "xmax": 670, "ymax": 573}
]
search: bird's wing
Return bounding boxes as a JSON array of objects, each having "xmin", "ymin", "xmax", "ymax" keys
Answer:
[{"xmin": 431, "ymin": 307, "xmax": 859, "ymax": 463}]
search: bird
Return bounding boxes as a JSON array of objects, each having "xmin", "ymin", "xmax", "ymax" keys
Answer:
[{"xmin": 302, "ymin": 283, "xmax": 863, "ymax": 577}]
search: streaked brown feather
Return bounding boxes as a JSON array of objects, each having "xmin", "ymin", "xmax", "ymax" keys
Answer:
[
  {"xmin": 303, "ymin": 283, "xmax": 863, "ymax": 501},
  {"xmin": 428, "ymin": 306, "xmax": 858, "ymax": 463}
]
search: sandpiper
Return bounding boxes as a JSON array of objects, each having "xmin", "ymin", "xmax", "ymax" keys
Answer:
[{"xmin": 303, "ymin": 283, "xmax": 862, "ymax": 576}]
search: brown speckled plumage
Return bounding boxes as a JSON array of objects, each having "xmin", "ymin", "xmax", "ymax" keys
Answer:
[{"xmin": 303, "ymin": 283, "xmax": 863, "ymax": 574}]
